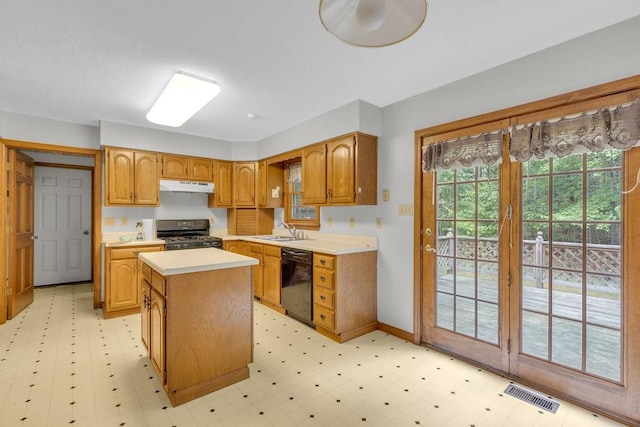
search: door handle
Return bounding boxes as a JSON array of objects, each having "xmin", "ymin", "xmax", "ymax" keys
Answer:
[
  {"xmin": 83, "ymin": 230, "xmax": 89, "ymax": 235},
  {"xmin": 424, "ymin": 244, "xmax": 436, "ymax": 253}
]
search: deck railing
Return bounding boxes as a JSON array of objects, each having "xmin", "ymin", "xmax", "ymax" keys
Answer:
[{"xmin": 436, "ymin": 232, "xmax": 621, "ymax": 294}]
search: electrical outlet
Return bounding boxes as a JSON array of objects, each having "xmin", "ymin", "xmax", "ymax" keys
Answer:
[
  {"xmin": 105, "ymin": 217, "xmax": 115, "ymax": 227},
  {"xmin": 383, "ymin": 189, "xmax": 390, "ymax": 202},
  {"xmin": 376, "ymin": 218, "xmax": 382, "ymax": 229},
  {"xmin": 327, "ymin": 217, "xmax": 333, "ymax": 227},
  {"xmin": 120, "ymin": 216, "xmax": 128, "ymax": 225},
  {"xmin": 350, "ymin": 218, "xmax": 355, "ymax": 228},
  {"xmin": 398, "ymin": 204, "xmax": 413, "ymax": 216},
  {"xmin": 209, "ymin": 216, "xmax": 215, "ymax": 225}
]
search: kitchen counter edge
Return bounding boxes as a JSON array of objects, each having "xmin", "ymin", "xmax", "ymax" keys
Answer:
[{"xmin": 138, "ymin": 247, "xmax": 258, "ymax": 276}]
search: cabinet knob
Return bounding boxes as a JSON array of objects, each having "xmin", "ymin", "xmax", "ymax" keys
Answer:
[
  {"xmin": 320, "ymin": 276, "xmax": 325, "ymax": 281},
  {"xmin": 320, "ymin": 259, "xmax": 326, "ymax": 265},
  {"xmin": 320, "ymin": 295, "xmax": 326, "ymax": 300},
  {"xmin": 320, "ymin": 314, "xmax": 326, "ymax": 320}
]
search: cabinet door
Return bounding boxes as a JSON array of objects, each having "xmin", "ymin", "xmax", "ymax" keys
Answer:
[
  {"xmin": 150, "ymin": 288, "xmax": 166, "ymax": 383},
  {"xmin": 108, "ymin": 258, "xmax": 138, "ymax": 311},
  {"xmin": 249, "ymin": 244, "xmax": 264, "ymax": 298},
  {"xmin": 134, "ymin": 152, "xmax": 159, "ymax": 206},
  {"xmin": 326, "ymin": 136, "xmax": 355, "ymax": 204},
  {"xmin": 190, "ymin": 158, "xmax": 213, "ymax": 182},
  {"xmin": 141, "ymin": 280, "xmax": 151, "ymax": 351},
  {"xmin": 302, "ymin": 145, "xmax": 327, "ymax": 204},
  {"xmin": 162, "ymin": 155, "xmax": 189, "ymax": 180},
  {"xmin": 234, "ymin": 162, "xmax": 256, "ymax": 206},
  {"xmin": 211, "ymin": 160, "xmax": 233, "ymax": 207},
  {"xmin": 223, "ymin": 240, "xmax": 240, "ymax": 253},
  {"xmin": 263, "ymin": 254, "xmax": 281, "ymax": 306},
  {"xmin": 106, "ymin": 148, "xmax": 135, "ymax": 205},
  {"xmin": 257, "ymin": 160, "xmax": 267, "ymax": 206}
]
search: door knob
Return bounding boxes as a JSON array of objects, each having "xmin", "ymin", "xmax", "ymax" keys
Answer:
[{"xmin": 83, "ymin": 230, "xmax": 89, "ymax": 235}]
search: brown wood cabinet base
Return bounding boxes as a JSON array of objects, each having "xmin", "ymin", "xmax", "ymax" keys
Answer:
[
  {"xmin": 103, "ymin": 306, "xmax": 140, "ymax": 319},
  {"xmin": 315, "ymin": 321, "xmax": 378, "ymax": 343},
  {"xmin": 260, "ymin": 299, "xmax": 286, "ymax": 315},
  {"xmin": 168, "ymin": 366, "xmax": 250, "ymax": 407}
]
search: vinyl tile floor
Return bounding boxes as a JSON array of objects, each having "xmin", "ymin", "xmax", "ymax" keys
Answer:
[{"xmin": 0, "ymin": 283, "xmax": 627, "ymax": 426}]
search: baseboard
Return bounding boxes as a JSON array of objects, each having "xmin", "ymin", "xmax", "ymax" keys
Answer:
[{"xmin": 377, "ymin": 322, "xmax": 417, "ymax": 344}]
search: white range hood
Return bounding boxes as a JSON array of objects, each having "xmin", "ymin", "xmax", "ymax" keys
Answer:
[{"xmin": 159, "ymin": 179, "xmax": 214, "ymax": 193}]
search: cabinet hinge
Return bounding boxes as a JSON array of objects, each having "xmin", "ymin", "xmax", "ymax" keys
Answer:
[
  {"xmin": 353, "ymin": 136, "xmax": 356, "ymax": 146},
  {"xmin": 507, "ymin": 272, "xmax": 511, "ymax": 287},
  {"xmin": 6, "ymin": 224, "xmax": 12, "ymax": 233},
  {"xmin": 163, "ymin": 371, "xmax": 167, "ymax": 382},
  {"xmin": 6, "ymin": 162, "xmax": 12, "ymax": 171},
  {"xmin": 163, "ymin": 307, "xmax": 167, "ymax": 316},
  {"xmin": 507, "ymin": 339, "xmax": 511, "ymax": 353}
]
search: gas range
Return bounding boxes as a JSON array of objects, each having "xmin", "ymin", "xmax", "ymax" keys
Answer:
[{"xmin": 156, "ymin": 219, "xmax": 223, "ymax": 251}]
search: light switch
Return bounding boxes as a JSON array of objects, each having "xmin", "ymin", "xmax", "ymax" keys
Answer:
[
  {"xmin": 383, "ymin": 189, "xmax": 390, "ymax": 202},
  {"xmin": 327, "ymin": 217, "xmax": 333, "ymax": 227},
  {"xmin": 398, "ymin": 204, "xmax": 413, "ymax": 216},
  {"xmin": 376, "ymin": 218, "xmax": 382, "ymax": 229},
  {"xmin": 120, "ymin": 217, "xmax": 128, "ymax": 225},
  {"xmin": 350, "ymin": 218, "xmax": 355, "ymax": 228}
]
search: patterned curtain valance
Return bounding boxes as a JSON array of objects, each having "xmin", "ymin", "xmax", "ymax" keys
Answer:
[
  {"xmin": 286, "ymin": 162, "xmax": 302, "ymax": 183},
  {"xmin": 510, "ymin": 99, "xmax": 640, "ymax": 162},
  {"xmin": 421, "ymin": 130, "xmax": 505, "ymax": 173}
]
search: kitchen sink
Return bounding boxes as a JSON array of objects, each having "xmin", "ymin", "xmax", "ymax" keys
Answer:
[{"xmin": 252, "ymin": 235, "xmax": 310, "ymax": 242}]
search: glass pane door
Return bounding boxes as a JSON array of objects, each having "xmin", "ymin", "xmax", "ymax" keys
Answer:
[
  {"xmin": 435, "ymin": 165, "xmax": 501, "ymax": 345},
  {"xmin": 520, "ymin": 151, "xmax": 622, "ymax": 382}
]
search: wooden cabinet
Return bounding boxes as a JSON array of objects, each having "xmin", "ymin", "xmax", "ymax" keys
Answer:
[
  {"xmin": 104, "ymin": 244, "xmax": 163, "ymax": 319},
  {"xmin": 312, "ymin": 251, "xmax": 377, "ymax": 343},
  {"xmin": 258, "ymin": 161, "xmax": 284, "ymax": 208},
  {"xmin": 234, "ymin": 162, "xmax": 256, "ymax": 206},
  {"xmin": 141, "ymin": 279, "xmax": 151, "ymax": 351},
  {"xmin": 262, "ymin": 245, "xmax": 282, "ymax": 309},
  {"xmin": 105, "ymin": 147, "xmax": 159, "ymax": 206},
  {"xmin": 249, "ymin": 243, "xmax": 264, "ymax": 298},
  {"xmin": 302, "ymin": 133, "xmax": 377, "ymax": 206},
  {"xmin": 302, "ymin": 144, "xmax": 327, "ymax": 205},
  {"xmin": 162, "ymin": 155, "xmax": 213, "ymax": 182},
  {"xmin": 209, "ymin": 160, "xmax": 233, "ymax": 207},
  {"xmin": 140, "ymin": 261, "xmax": 253, "ymax": 406},
  {"xmin": 223, "ymin": 240, "xmax": 250, "ymax": 256},
  {"xmin": 227, "ymin": 208, "xmax": 274, "ymax": 236}
]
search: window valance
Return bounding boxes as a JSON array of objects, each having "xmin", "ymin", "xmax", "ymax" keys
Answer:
[
  {"xmin": 421, "ymin": 130, "xmax": 505, "ymax": 173},
  {"xmin": 510, "ymin": 99, "xmax": 640, "ymax": 162}
]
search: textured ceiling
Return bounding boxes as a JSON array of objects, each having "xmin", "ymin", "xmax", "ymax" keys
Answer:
[{"xmin": 2, "ymin": 1, "xmax": 640, "ymax": 142}]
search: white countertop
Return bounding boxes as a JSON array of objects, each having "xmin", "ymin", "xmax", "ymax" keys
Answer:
[
  {"xmin": 138, "ymin": 247, "xmax": 258, "ymax": 276},
  {"xmin": 102, "ymin": 232, "xmax": 165, "ymax": 247},
  {"xmin": 211, "ymin": 230, "xmax": 378, "ymax": 255}
]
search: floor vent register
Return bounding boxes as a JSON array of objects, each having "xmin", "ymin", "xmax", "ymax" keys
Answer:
[{"xmin": 503, "ymin": 383, "xmax": 560, "ymax": 413}]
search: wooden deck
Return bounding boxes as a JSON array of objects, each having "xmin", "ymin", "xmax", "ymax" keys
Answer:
[{"xmin": 436, "ymin": 274, "xmax": 621, "ymax": 381}]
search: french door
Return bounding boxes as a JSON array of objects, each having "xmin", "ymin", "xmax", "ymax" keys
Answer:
[{"xmin": 421, "ymin": 126, "xmax": 640, "ymax": 418}]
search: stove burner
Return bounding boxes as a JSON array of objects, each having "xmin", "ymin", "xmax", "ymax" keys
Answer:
[{"xmin": 156, "ymin": 219, "xmax": 223, "ymax": 250}]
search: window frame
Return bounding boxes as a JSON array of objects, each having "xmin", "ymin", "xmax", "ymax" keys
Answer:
[{"xmin": 283, "ymin": 158, "xmax": 320, "ymax": 230}]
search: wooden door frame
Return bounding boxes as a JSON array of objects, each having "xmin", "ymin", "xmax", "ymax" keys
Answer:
[
  {"xmin": 413, "ymin": 74, "xmax": 640, "ymax": 422},
  {"xmin": 0, "ymin": 139, "xmax": 102, "ymax": 325}
]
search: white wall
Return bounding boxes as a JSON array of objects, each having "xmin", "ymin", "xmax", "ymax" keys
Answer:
[{"xmin": 1, "ymin": 111, "xmax": 100, "ymax": 149}]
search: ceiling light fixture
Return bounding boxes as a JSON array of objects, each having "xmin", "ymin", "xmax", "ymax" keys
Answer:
[
  {"xmin": 319, "ymin": 0, "xmax": 427, "ymax": 47},
  {"xmin": 146, "ymin": 72, "xmax": 221, "ymax": 127}
]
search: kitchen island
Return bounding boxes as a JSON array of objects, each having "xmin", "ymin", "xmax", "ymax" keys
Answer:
[{"xmin": 138, "ymin": 248, "xmax": 258, "ymax": 406}]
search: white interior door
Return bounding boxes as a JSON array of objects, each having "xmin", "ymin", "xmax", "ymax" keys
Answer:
[{"xmin": 34, "ymin": 166, "xmax": 92, "ymax": 286}]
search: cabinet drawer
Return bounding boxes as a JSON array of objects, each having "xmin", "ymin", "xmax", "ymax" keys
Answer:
[
  {"xmin": 314, "ymin": 254, "xmax": 335, "ymax": 270},
  {"xmin": 263, "ymin": 245, "xmax": 281, "ymax": 258},
  {"xmin": 314, "ymin": 287, "xmax": 334, "ymax": 309},
  {"xmin": 249, "ymin": 243, "xmax": 264, "ymax": 254},
  {"xmin": 109, "ymin": 245, "xmax": 163, "ymax": 260},
  {"xmin": 313, "ymin": 268, "xmax": 335, "ymax": 290},
  {"xmin": 151, "ymin": 269, "xmax": 166, "ymax": 295},
  {"xmin": 314, "ymin": 304, "xmax": 335, "ymax": 330},
  {"xmin": 141, "ymin": 262, "xmax": 152, "ymax": 283}
]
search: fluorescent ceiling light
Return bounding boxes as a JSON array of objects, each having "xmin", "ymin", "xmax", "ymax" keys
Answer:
[{"xmin": 146, "ymin": 72, "xmax": 221, "ymax": 127}]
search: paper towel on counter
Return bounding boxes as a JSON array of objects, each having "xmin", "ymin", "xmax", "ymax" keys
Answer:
[{"xmin": 142, "ymin": 219, "xmax": 154, "ymax": 240}]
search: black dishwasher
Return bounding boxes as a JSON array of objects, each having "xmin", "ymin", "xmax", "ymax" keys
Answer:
[{"xmin": 281, "ymin": 247, "xmax": 314, "ymax": 327}]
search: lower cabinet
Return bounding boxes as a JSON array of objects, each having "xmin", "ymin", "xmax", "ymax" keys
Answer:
[
  {"xmin": 140, "ymin": 261, "xmax": 253, "ymax": 406},
  {"xmin": 312, "ymin": 251, "xmax": 377, "ymax": 343},
  {"xmin": 104, "ymin": 244, "xmax": 163, "ymax": 319},
  {"xmin": 262, "ymin": 245, "xmax": 282, "ymax": 310}
]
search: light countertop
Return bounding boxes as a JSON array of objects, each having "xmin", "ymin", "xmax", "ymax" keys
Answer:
[
  {"xmin": 102, "ymin": 232, "xmax": 165, "ymax": 247},
  {"xmin": 138, "ymin": 247, "xmax": 258, "ymax": 276},
  {"xmin": 211, "ymin": 230, "xmax": 378, "ymax": 255}
]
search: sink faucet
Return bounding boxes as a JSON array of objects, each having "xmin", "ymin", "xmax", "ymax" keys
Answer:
[{"xmin": 280, "ymin": 222, "xmax": 296, "ymax": 239}]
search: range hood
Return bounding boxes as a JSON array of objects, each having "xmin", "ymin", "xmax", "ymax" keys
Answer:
[{"xmin": 159, "ymin": 179, "xmax": 214, "ymax": 193}]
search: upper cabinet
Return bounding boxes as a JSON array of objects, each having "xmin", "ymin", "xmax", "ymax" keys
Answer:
[
  {"xmin": 162, "ymin": 155, "xmax": 213, "ymax": 182},
  {"xmin": 105, "ymin": 147, "xmax": 159, "ymax": 206},
  {"xmin": 208, "ymin": 160, "xmax": 233, "ymax": 207},
  {"xmin": 234, "ymin": 162, "xmax": 256, "ymax": 207},
  {"xmin": 303, "ymin": 132, "xmax": 377, "ymax": 206},
  {"xmin": 258, "ymin": 160, "xmax": 284, "ymax": 208},
  {"xmin": 302, "ymin": 145, "xmax": 327, "ymax": 205}
]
